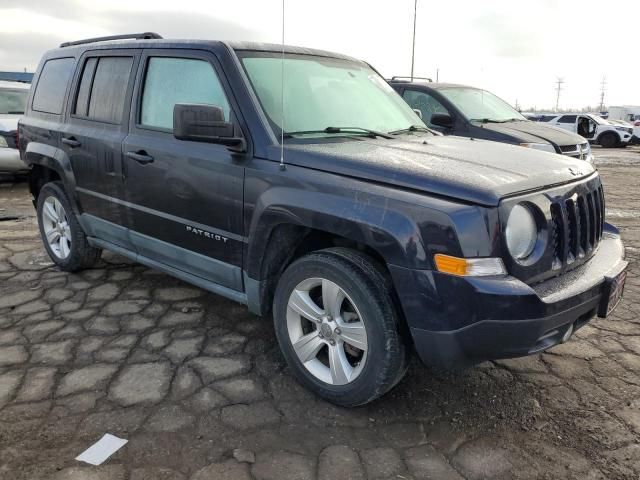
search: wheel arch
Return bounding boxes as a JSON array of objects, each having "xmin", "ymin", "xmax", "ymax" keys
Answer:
[{"xmin": 25, "ymin": 142, "xmax": 81, "ymax": 214}]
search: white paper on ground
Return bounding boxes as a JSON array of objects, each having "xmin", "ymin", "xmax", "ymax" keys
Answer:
[{"xmin": 75, "ymin": 433, "xmax": 128, "ymax": 466}]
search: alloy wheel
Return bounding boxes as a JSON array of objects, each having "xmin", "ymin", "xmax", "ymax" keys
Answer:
[
  {"xmin": 286, "ymin": 277, "xmax": 368, "ymax": 385},
  {"xmin": 41, "ymin": 196, "xmax": 72, "ymax": 259}
]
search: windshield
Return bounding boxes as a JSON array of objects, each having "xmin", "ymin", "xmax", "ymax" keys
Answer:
[
  {"xmin": 0, "ymin": 89, "xmax": 28, "ymax": 114},
  {"xmin": 589, "ymin": 115, "xmax": 609, "ymax": 125},
  {"xmin": 438, "ymin": 87, "xmax": 525, "ymax": 122},
  {"xmin": 239, "ymin": 52, "xmax": 425, "ymax": 138}
]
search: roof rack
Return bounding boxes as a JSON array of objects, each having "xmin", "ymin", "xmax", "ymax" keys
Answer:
[
  {"xmin": 60, "ymin": 32, "xmax": 163, "ymax": 48},
  {"xmin": 390, "ymin": 76, "xmax": 433, "ymax": 82}
]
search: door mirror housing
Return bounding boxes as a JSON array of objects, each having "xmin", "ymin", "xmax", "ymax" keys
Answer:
[
  {"xmin": 430, "ymin": 113, "xmax": 454, "ymax": 128},
  {"xmin": 173, "ymin": 103, "xmax": 245, "ymax": 151}
]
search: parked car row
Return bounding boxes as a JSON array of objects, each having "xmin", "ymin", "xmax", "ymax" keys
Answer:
[
  {"xmin": 0, "ymin": 80, "xmax": 29, "ymax": 174},
  {"xmin": 388, "ymin": 80, "xmax": 593, "ymax": 161},
  {"xmin": 536, "ymin": 113, "xmax": 633, "ymax": 148},
  {"xmin": 18, "ymin": 33, "xmax": 627, "ymax": 405}
]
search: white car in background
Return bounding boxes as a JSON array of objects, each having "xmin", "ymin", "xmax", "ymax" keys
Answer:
[
  {"xmin": 0, "ymin": 80, "xmax": 30, "ymax": 174},
  {"xmin": 537, "ymin": 112, "xmax": 633, "ymax": 148}
]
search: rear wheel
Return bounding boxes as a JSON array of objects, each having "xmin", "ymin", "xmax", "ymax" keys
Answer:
[
  {"xmin": 273, "ymin": 248, "xmax": 409, "ymax": 406},
  {"xmin": 37, "ymin": 182, "xmax": 101, "ymax": 271},
  {"xmin": 599, "ymin": 132, "xmax": 619, "ymax": 148}
]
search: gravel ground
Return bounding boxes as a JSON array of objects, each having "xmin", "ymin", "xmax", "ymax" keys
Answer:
[{"xmin": 0, "ymin": 146, "xmax": 638, "ymax": 480}]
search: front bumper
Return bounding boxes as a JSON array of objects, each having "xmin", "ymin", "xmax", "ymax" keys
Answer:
[
  {"xmin": 389, "ymin": 224, "xmax": 627, "ymax": 368},
  {"xmin": 0, "ymin": 148, "xmax": 28, "ymax": 173}
]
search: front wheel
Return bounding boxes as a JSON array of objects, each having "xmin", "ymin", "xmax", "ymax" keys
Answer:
[
  {"xmin": 599, "ymin": 132, "xmax": 619, "ymax": 148},
  {"xmin": 273, "ymin": 248, "xmax": 409, "ymax": 406},
  {"xmin": 36, "ymin": 181, "xmax": 102, "ymax": 272}
]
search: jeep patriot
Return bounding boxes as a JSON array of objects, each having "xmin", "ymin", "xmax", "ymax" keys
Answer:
[{"xmin": 19, "ymin": 33, "xmax": 627, "ymax": 406}]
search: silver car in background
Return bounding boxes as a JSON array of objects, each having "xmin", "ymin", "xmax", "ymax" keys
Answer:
[{"xmin": 0, "ymin": 80, "xmax": 30, "ymax": 174}]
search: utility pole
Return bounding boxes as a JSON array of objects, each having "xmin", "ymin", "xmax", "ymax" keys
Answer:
[
  {"xmin": 598, "ymin": 76, "xmax": 606, "ymax": 113},
  {"xmin": 555, "ymin": 77, "xmax": 564, "ymax": 111},
  {"xmin": 436, "ymin": 67, "xmax": 439, "ymax": 82},
  {"xmin": 410, "ymin": 0, "xmax": 417, "ymax": 81}
]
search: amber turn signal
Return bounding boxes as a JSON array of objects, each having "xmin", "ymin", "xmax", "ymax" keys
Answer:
[{"xmin": 434, "ymin": 254, "xmax": 506, "ymax": 277}]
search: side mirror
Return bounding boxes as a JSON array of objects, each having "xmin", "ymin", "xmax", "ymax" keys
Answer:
[
  {"xmin": 430, "ymin": 113, "xmax": 454, "ymax": 128},
  {"xmin": 173, "ymin": 103, "xmax": 245, "ymax": 151},
  {"xmin": 412, "ymin": 108, "xmax": 423, "ymax": 119}
]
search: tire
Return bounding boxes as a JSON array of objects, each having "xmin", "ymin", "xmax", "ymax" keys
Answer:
[
  {"xmin": 36, "ymin": 181, "xmax": 101, "ymax": 271},
  {"xmin": 599, "ymin": 132, "xmax": 619, "ymax": 148},
  {"xmin": 273, "ymin": 248, "xmax": 410, "ymax": 407}
]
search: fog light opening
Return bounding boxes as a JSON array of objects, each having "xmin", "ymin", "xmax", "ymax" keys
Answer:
[{"xmin": 561, "ymin": 323, "xmax": 574, "ymax": 343}]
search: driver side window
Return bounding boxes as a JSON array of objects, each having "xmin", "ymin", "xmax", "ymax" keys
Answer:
[{"xmin": 402, "ymin": 89, "xmax": 449, "ymax": 126}]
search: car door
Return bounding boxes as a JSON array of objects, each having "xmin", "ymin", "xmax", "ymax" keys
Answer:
[
  {"xmin": 62, "ymin": 50, "xmax": 140, "ymax": 249},
  {"xmin": 555, "ymin": 114, "xmax": 578, "ymax": 133},
  {"xmin": 401, "ymin": 88, "xmax": 454, "ymax": 133},
  {"xmin": 122, "ymin": 49, "xmax": 245, "ymax": 291}
]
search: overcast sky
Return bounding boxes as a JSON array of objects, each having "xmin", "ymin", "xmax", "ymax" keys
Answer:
[{"xmin": 2, "ymin": 0, "xmax": 638, "ymax": 110}]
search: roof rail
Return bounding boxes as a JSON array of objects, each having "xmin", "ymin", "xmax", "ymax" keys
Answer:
[
  {"xmin": 60, "ymin": 32, "xmax": 163, "ymax": 48},
  {"xmin": 390, "ymin": 76, "xmax": 433, "ymax": 82}
]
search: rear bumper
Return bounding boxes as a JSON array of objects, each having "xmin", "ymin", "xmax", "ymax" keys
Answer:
[
  {"xmin": 389, "ymin": 224, "xmax": 626, "ymax": 367},
  {"xmin": 0, "ymin": 148, "xmax": 28, "ymax": 173}
]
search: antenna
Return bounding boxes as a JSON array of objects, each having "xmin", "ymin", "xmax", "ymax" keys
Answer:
[
  {"xmin": 410, "ymin": 0, "xmax": 417, "ymax": 81},
  {"xmin": 554, "ymin": 77, "xmax": 564, "ymax": 111},
  {"xmin": 279, "ymin": 0, "xmax": 286, "ymax": 171}
]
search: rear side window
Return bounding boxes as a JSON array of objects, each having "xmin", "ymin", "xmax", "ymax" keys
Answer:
[
  {"xmin": 140, "ymin": 57, "xmax": 230, "ymax": 130},
  {"xmin": 32, "ymin": 57, "xmax": 75, "ymax": 114},
  {"xmin": 558, "ymin": 115, "xmax": 577, "ymax": 123},
  {"xmin": 74, "ymin": 56, "xmax": 133, "ymax": 123}
]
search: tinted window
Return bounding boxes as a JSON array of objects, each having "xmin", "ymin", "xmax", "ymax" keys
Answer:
[
  {"xmin": 538, "ymin": 115, "xmax": 557, "ymax": 122},
  {"xmin": 402, "ymin": 89, "xmax": 449, "ymax": 126},
  {"xmin": 74, "ymin": 57, "xmax": 98, "ymax": 116},
  {"xmin": 140, "ymin": 57, "xmax": 230, "ymax": 130},
  {"xmin": 558, "ymin": 115, "xmax": 577, "ymax": 123},
  {"xmin": 80, "ymin": 57, "xmax": 133, "ymax": 123},
  {"xmin": 32, "ymin": 57, "xmax": 75, "ymax": 114}
]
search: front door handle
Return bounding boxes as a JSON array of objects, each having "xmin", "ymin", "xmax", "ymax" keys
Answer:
[
  {"xmin": 126, "ymin": 151, "xmax": 154, "ymax": 164},
  {"xmin": 62, "ymin": 137, "xmax": 81, "ymax": 148}
]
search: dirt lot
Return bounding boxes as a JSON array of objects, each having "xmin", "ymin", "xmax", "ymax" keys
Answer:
[{"xmin": 0, "ymin": 147, "xmax": 638, "ymax": 480}]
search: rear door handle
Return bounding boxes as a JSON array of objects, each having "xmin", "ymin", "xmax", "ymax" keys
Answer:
[
  {"xmin": 62, "ymin": 137, "xmax": 81, "ymax": 148},
  {"xmin": 126, "ymin": 151, "xmax": 154, "ymax": 164}
]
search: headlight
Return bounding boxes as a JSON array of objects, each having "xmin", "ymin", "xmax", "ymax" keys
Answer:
[
  {"xmin": 505, "ymin": 204, "xmax": 537, "ymax": 260},
  {"xmin": 520, "ymin": 142, "xmax": 556, "ymax": 154},
  {"xmin": 0, "ymin": 136, "xmax": 7, "ymax": 148}
]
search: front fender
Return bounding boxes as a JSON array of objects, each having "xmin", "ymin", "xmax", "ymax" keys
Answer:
[{"xmin": 244, "ymin": 161, "xmax": 472, "ymax": 278}]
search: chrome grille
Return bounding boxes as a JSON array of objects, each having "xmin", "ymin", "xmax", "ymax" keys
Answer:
[{"xmin": 551, "ymin": 184, "xmax": 604, "ymax": 270}]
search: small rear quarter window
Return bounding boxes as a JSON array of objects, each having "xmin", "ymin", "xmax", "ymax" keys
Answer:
[{"xmin": 32, "ymin": 57, "xmax": 75, "ymax": 115}]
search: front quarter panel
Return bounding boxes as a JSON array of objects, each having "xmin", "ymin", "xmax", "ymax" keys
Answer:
[{"xmin": 243, "ymin": 157, "xmax": 493, "ymax": 279}]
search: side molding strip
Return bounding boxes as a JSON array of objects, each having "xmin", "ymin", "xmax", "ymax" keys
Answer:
[{"xmin": 87, "ymin": 236, "xmax": 248, "ymax": 306}]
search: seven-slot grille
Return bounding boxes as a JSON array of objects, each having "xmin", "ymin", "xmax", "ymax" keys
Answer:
[
  {"xmin": 550, "ymin": 184, "xmax": 605, "ymax": 270},
  {"xmin": 551, "ymin": 185, "xmax": 604, "ymax": 270}
]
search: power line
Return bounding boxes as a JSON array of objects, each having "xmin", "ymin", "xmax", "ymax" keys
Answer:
[{"xmin": 554, "ymin": 77, "xmax": 564, "ymax": 111}]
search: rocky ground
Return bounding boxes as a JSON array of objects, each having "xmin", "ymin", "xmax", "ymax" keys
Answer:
[{"xmin": 0, "ymin": 146, "xmax": 638, "ymax": 480}]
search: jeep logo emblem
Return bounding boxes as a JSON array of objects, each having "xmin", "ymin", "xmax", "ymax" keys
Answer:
[{"xmin": 568, "ymin": 167, "xmax": 584, "ymax": 177}]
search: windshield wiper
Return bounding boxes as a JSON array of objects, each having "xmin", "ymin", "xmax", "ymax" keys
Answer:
[
  {"xmin": 7, "ymin": 111, "xmax": 24, "ymax": 115},
  {"xmin": 283, "ymin": 126, "xmax": 393, "ymax": 139},
  {"xmin": 389, "ymin": 124, "xmax": 438, "ymax": 135},
  {"xmin": 469, "ymin": 118, "xmax": 512, "ymax": 124}
]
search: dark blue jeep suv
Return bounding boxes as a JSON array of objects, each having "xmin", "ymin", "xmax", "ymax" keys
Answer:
[{"xmin": 19, "ymin": 33, "xmax": 627, "ymax": 405}]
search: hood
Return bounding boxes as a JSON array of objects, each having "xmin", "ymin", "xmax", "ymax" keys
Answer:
[
  {"xmin": 277, "ymin": 135, "xmax": 596, "ymax": 206},
  {"xmin": 478, "ymin": 120, "xmax": 586, "ymax": 147},
  {"xmin": 0, "ymin": 114, "xmax": 19, "ymax": 133}
]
